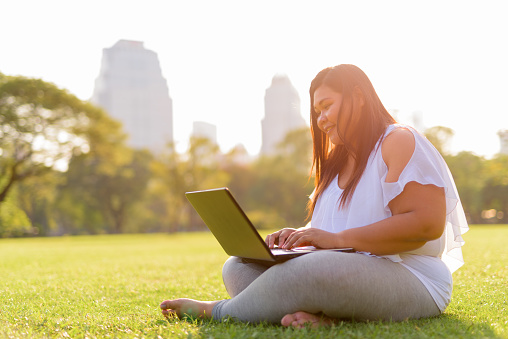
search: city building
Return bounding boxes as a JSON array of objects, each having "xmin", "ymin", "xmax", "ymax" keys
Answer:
[
  {"xmin": 192, "ymin": 121, "xmax": 217, "ymax": 145},
  {"xmin": 499, "ymin": 130, "xmax": 508, "ymax": 155},
  {"xmin": 260, "ymin": 74, "xmax": 306, "ymax": 155},
  {"xmin": 91, "ymin": 40, "xmax": 173, "ymax": 153}
]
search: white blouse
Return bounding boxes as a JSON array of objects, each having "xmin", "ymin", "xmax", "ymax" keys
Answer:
[{"xmin": 310, "ymin": 124, "xmax": 469, "ymax": 311}]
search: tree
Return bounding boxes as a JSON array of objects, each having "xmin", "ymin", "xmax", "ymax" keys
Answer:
[
  {"xmin": 15, "ymin": 169, "xmax": 61, "ymax": 236},
  {"xmin": 61, "ymin": 147, "xmax": 152, "ymax": 234},
  {"xmin": 0, "ymin": 187, "xmax": 32, "ymax": 237},
  {"xmin": 148, "ymin": 137, "xmax": 230, "ymax": 231},
  {"xmin": 424, "ymin": 126, "xmax": 455, "ymax": 156},
  {"xmin": 221, "ymin": 145, "xmax": 256, "ymax": 208},
  {"xmin": 446, "ymin": 151, "xmax": 486, "ymax": 223},
  {"xmin": 275, "ymin": 126, "xmax": 313, "ymax": 174},
  {"xmin": 0, "ymin": 73, "xmax": 124, "ymax": 206},
  {"xmin": 247, "ymin": 127, "xmax": 313, "ymax": 228},
  {"xmin": 482, "ymin": 155, "xmax": 508, "ymax": 223}
]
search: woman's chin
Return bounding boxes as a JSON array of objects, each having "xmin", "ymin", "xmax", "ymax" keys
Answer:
[{"xmin": 329, "ymin": 136, "xmax": 344, "ymax": 146}]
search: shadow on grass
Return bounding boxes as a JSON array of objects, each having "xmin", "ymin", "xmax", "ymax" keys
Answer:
[{"xmin": 156, "ymin": 313, "xmax": 501, "ymax": 339}]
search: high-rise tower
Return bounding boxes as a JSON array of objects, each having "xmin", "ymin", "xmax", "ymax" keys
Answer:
[
  {"xmin": 499, "ymin": 130, "xmax": 508, "ymax": 155},
  {"xmin": 192, "ymin": 121, "xmax": 217, "ymax": 145},
  {"xmin": 91, "ymin": 40, "xmax": 173, "ymax": 153},
  {"xmin": 260, "ymin": 74, "xmax": 305, "ymax": 155}
]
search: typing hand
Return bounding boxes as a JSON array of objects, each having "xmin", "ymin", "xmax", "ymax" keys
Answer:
[
  {"xmin": 265, "ymin": 228, "xmax": 297, "ymax": 249},
  {"xmin": 281, "ymin": 228, "xmax": 339, "ymax": 249}
]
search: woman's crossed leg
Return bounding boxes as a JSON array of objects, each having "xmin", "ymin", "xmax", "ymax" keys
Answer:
[{"xmin": 160, "ymin": 252, "xmax": 439, "ymax": 327}]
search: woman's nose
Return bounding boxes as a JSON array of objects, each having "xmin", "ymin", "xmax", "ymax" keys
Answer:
[{"xmin": 317, "ymin": 113, "xmax": 327, "ymax": 125}]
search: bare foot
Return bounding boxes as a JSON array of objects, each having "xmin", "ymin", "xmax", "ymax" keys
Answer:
[
  {"xmin": 160, "ymin": 298, "xmax": 220, "ymax": 319},
  {"xmin": 281, "ymin": 311, "xmax": 336, "ymax": 328}
]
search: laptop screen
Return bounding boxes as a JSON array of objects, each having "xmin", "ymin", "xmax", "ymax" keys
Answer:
[{"xmin": 185, "ymin": 188, "xmax": 274, "ymax": 261}]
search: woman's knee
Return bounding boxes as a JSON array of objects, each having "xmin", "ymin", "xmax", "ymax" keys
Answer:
[
  {"xmin": 222, "ymin": 257, "xmax": 242, "ymax": 284},
  {"xmin": 221, "ymin": 257, "xmax": 269, "ymax": 298}
]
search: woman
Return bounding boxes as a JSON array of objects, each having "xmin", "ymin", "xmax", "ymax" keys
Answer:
[{"xmin": 160, "ymin": 64, "xmax": 469, "ymax": 328}]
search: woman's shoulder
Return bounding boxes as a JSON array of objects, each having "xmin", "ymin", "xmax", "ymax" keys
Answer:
[
  {"xmin": 384, "ymin": 126, "xmax": 415, "ymax": 146},
  {"xmin": 381, "ymin": 126, "xmax": 416, "ymax": 174}
]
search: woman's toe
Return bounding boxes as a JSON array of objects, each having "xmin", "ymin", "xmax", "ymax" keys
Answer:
[{"xmin": 281, "ymin": 313, "xmax": 297, "ymax": 327}]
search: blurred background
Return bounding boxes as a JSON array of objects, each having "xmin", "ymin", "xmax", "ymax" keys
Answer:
[{"xmin": 1, "ymin": 0, "xmax": 507, "ymax": 237}]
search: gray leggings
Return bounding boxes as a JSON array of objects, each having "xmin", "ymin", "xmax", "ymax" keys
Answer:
[{"xmin": 211, "ymin": 251, "xmax": 440, "ymax": 323}]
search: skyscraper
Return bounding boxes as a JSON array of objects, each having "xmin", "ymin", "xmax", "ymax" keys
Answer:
[
  {"xmin": 260, "ymin": 74, "xmax": 306, "ymax": 155},
  {"xmin": 192, "ymin": 121, "xmax": 217, "ymax": 145},
  {"xmin": 499, "ymin": 130, "xmax": 508, "ymax": 155},
  {"xmin": 91, "ymin": 40, "xmax": 173, "ymax": 153}
]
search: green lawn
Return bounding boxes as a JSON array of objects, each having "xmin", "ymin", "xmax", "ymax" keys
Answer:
[{"xmin": 0, "ymin": 226, "xmax": 506, "ymax": 338}]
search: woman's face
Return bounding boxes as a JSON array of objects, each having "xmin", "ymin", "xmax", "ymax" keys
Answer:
[{"xmin": 313, "ymin": 85, "xmax": 347, "ymax": 146}]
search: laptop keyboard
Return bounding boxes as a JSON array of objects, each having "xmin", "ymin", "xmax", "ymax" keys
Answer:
[{"xmin": 271, "ymin": 248, "xmax": 298, "ymax": 253}]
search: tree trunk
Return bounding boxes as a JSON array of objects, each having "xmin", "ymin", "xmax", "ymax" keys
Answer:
[{"xmin": 0, "ymin": 170, "xmax": 17, "ymax": 203}]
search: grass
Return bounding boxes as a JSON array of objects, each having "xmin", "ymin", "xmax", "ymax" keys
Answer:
[{"xmin": 0, "ymin": 225, "xmax": 506, "ymax": 338}]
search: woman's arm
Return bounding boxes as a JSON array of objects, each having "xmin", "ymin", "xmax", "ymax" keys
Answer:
[
  {"xmin": 282, "ymin": 128, "xmax": 447, "ymax": 255},
  {"xmin": 333, "ymin": 181, "xmax": 446, "ymax": 254}
]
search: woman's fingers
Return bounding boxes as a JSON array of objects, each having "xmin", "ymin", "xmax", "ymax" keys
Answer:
[
  {"xmin": 283, "ymin": 228, "xmax": 338, "ymax": 249},
  {"xmin": 278, "ymin": 230, "xmax": 292, "ymax": 247},
  {"xmin": 282, "ymin": 230, "xmax": 304, "ymax": 249},
  {"xmin": 282, "ymin": 229, "xmax": 322, "ymax": 249},
  {"xmin": 265, "ymin": 231, "xmax": 281, "ymax": 248},
  {"xmin": 264, "ymin": 233, "xmax": 272, "ymax": 247},
  {"xmin": 265, "ymin": 228, "xmax": 298, "ymax": 248}
]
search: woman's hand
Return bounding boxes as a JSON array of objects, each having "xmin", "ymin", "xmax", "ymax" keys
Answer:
[
  {"xmin": 265, "ymin": 228, "xmax": 297, "ymax": 249},
  {"xmin": 281, "ymin": 228, "xmax": 340, "ymax": 249}
]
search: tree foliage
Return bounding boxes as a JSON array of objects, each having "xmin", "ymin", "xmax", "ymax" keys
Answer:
[
  {"xmin": 425, "ymin": 127, "xmax": 507, "ymax": 224},
  {"xmin": 445, "ymin": 151, "xmax": 487, "ymax": 223},
  {"xmin": 0, "ymin": 73, "xmax": 124, "ymax": 205},
  {"xmin": 424, "ymin": 126, "xmax": 455, "ymax": 155},
  {"xmin": 0, "ymin": 73, "xmax": 127, "ymax": 235},
  {"xmin": 2, "ymin": 74, "xmax": 507, "ymax": 237},
  {"xmin": 0, "ymin": 191, "xmax": 32, "ymax": 237},
  {"xmin": 61, "ymin": 148, "xmax": 152, "ymax": 234},
  {"xmin": 147, "ymin": 137, "xmax": 230, "ymax": 231},
  {"xmin": 247, "ymin": 127, "xmax": 313, "ymax": 228},
  {"xmin": 482, "ymin": 155, "xmax": 508, "ymax": 223}
]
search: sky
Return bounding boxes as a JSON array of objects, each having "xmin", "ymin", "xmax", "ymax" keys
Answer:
[{"xmin": 1, "ymin": 0, "xmax": 507, "ymax": 157}]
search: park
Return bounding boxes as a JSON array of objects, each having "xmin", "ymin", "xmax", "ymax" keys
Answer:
[
  {"xmin": 2, "ymin": 5, "xmax": 508, "ymax": 334},
  {"xmin": 0, "ymin": 225, "xmax": 507, "ymax": 338},
  {"xmin": 1, "ymin": 65, "xmax": 508, "ymax": 339}
]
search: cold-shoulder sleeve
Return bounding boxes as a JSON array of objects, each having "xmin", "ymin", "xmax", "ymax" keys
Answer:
[{"xmin": 380, "ymin": 126, "xmax": 469, "ymax": 273}]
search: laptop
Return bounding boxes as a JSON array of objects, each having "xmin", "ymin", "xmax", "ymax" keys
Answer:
[{"xmin": 185, "ymin": 187, "xmax": 353, "ymax": 265}]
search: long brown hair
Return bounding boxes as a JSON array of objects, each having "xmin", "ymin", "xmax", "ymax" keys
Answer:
[{"xmin": 307, "ymin": 64, "xmax": 396, "ymax": 218}]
